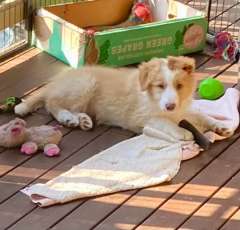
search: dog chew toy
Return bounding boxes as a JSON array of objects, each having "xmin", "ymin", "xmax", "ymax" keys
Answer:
[
  {"xmin": 0, "ymin": 96, "xmax": 22, "ymax": 113},
  {"xmin": 179, "ymin": 119, "xmax": 211, "ymax": 150},
  {"xmin": 122, "ymin": 0, "xmax": 153, "ymax": 26},
  {"xmin": 214, "ymin": 31, "xmax": 239, "ymax": 62},
  {"xmin": 0, "ymin": 118, "xmax": 63, "ymax": 157},
  {"xmin": 198, "ymin": 78, "xmax": 225, "ymax": 100}
]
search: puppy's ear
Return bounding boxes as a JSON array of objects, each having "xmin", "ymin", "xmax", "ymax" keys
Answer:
[
  {"xmin": 139, "ymin": 62, "xmax": 151, "ymax": 91},
  {"xmin": 139, "ymin": 58, "xmax": 161, "ymax": 91},
  {"xmin": 168, "ymin": 56, "xmax": 195, "ymax": 74}
]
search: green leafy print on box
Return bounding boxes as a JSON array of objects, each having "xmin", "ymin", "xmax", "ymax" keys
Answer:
[
  {"xmin": 174, "ymin": 23, "xmax": 194, "ymax": 50},
  {"xmin": 98, "ymin": 40, "xmax": 111, "ymax": 64}
]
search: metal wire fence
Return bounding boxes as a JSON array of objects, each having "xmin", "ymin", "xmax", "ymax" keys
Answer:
[
  {"xmin": 181, "ymin": 0, "xmax": 240, "ymax": 40},
  {"xmin": 0, "ymin": 0, "xmax": 239, "ymax": 58},
  {"xmin": 0, "ymin": 0, "xmax": 27, "ymax": 57},
  {"xmin": 0, "ymin": 0, "xmax": 81, "ymax": 58}
]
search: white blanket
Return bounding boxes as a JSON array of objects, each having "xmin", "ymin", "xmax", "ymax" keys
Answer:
[
  {"xmin": 22, "ymin": 88, "xmax": 240, "ymax": 207},
  {"xmin": 22, "ymin": 127, "xmax": 185, "ymax": 207}
]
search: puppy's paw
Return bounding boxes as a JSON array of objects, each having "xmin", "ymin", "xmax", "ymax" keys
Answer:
[
  {"xmin": 57, "ymin": 110, "xmax": 79, "ymax": 128},
  {"xmin": 14, "ymin": 103, "xmax": 29, "ymax": 117},
  {"xmin": 78, "ymin": 113, "xmax": 93, "ymax": 131},
  {"xmin": 212, "ymin": 122, "xmax": 234, "ymax": 137}
]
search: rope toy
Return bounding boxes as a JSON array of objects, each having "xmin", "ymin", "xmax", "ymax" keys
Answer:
[{"xmin": 214, "ymin": 31, "xmax": 239, "ymax": 62}]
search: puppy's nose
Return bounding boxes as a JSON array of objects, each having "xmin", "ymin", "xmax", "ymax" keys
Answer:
[{"xmin": 166, "ymin": 103, "xmax": 176, "ymax": 111}]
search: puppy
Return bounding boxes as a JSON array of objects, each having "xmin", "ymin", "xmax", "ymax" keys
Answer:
[{"xmin": 15, "ymin": 56, "xmax": 232, "ymax": 138}]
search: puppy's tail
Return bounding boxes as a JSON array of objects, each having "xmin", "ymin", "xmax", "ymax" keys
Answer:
[{"xmin": 14, "ymin": 88, "xmax": 45, "ymax": 116}]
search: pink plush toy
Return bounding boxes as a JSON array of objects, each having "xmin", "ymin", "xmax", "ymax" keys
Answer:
[{"xmin": 0, "ymin": 118, "xmax": 63, "ymax": 157}]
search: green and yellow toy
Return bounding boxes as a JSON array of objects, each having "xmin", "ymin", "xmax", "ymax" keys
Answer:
[
  {"xmin": 198, "ymin": 78, "xmax": 224, "ymax": 100},
  {"xmin": 0, "ymin": 97, "xmax": 22, "ymax": 113}
]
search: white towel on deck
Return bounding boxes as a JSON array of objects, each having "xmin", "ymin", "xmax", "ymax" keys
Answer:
[{"xmin": 22, "ymin": 126, "xmax": 184, "ymax": 207}]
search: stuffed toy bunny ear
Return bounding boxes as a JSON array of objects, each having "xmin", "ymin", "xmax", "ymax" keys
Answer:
[{"xmin": 13, "ymin": 118, "xmax": 27, "ymax": 126}]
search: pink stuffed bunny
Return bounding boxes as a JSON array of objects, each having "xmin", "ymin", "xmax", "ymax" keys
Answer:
[{"xmin": 0, "ymin": 118, "xmax": 62, "ymax": 157}]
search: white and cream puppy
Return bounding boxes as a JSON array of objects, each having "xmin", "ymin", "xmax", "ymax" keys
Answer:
[{"xmin": 15, "ymin": 56, "xmax": 232, "ymax": 139}]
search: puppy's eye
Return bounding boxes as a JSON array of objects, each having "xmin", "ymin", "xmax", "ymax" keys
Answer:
[
  {"xmin": 176, "ymin": 83, "xmax": 183, "ymax": 90},
  {"xmin": 157, "ymin": 84, "xmax": 165, "ymax": 89}
]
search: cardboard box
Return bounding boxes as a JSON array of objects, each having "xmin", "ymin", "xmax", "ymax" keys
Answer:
[{"xmin": 33, "ymin": 0, "xmax": 208, "ymax": 68}]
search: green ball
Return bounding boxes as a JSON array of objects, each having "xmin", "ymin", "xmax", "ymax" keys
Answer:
[{"xmin": 198, "ymin": 78, "xmax": 224, "ymax": 100}]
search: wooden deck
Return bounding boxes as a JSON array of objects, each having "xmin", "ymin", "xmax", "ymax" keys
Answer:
[{"xmin": 0, "ymin": 46, "xmax": 239, "ymax": 230}]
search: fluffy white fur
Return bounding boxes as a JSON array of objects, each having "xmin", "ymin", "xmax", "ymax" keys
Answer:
[{"xmin": 15, "ymin": 56, "xmax": 231, "ymax": 138}]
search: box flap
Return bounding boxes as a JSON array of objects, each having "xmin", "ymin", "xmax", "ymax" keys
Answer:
[{"xmin": 45, "ymin": 0, "xmax": 134, "ymax": 28}]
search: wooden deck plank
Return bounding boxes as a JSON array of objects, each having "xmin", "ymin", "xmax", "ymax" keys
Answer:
[
  {"xmin": 0, "ymin": 1, "xmax": 238, "ymax": 228},
  {"xmin": 0, "ymin": 60, "xmax": 69, "ymax": 100},
  {"xmin": 216, "ymin": 62, "xmax": 239, "ymax": 85},
  {"xmin": 188, "ymin": 52, "xmax": 211, "ymax": 68},
  {"xmin": 0, "ymin": 45, "xmax": 238, "ymax": 230},
  {"xmin": 0, "ymin": 128, "xmax": 110, "ymax": 229},
  {"xmin": 45, "ymin": 59, "xmax": 239, "ymax": 230},
  {"xmin": 0, "ymin": 50, "xmax": 56, "ymax": 91},
  {"xmin": 4, "ymin": 129, "xmax": 134, "ymax": 230},
  {"xmin": 75, "ymin": 130, "xmax": 239, "ymax": 230},
  {"xmin": 0, "ymin": 113, "xmax": 16, "ymax": 126},
  {"xmin": 0, "ymin": 48, "xmax": 135, "ymax": 229},
  {"xmin": 135, "ymin": 138, "xmax": 240, "ymax": 230},
  {"xmin": 179, "ymin": 171, "xmax": 240, "ymax": 229},
  {"xmin": 220, "ymin": 208, "xmax": 240, "ymax": 230},
  {"xmin": 194, "ymin": 58, "xmax": 238, "ymax": 83},
  {"xmin": 1, "ymin": 51, "xmax": 206, "ymax": 228},
  {"xmin": 0, "ymin": 48, "xmax": 41, "ymax": 73},
  {"xmin": 0, "ymin": 48, "xmax": 69, "ymax": 102},
  {"xmin": 0, "ymin": 125, "xmax": 108, "ymax": 201}
]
